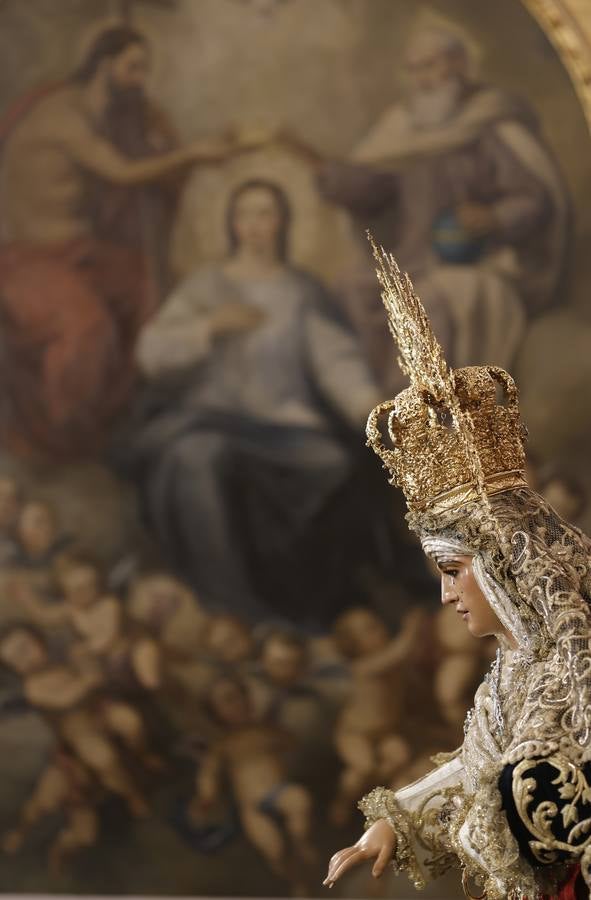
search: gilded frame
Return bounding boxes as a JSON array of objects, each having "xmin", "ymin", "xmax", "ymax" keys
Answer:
[{"xmin": 524, "ymin": 0, "xmax": 591, "ymax": 132}]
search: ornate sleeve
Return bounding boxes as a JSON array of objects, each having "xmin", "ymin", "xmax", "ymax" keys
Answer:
[{"xmin": 359, "ymin": 753, "xmax": 467, "ymax": 889}]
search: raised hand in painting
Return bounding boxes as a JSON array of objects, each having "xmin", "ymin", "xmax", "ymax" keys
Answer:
[
  {"xmin": 276, "ymin": 129, "xmax": 326, "ymax": 167},
  {"xmin": 230, "ymin": 124, "xmax": 280, "ymax": 152},
  {"xmin": 323, "ymin": 818, "xmax": 395, "ymax": 888}
]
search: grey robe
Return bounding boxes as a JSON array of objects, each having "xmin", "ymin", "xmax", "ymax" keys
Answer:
[
  {"xmin": 130, "ymin": 265, "xmax": 382, "ymax": 624},
  {"xmin": 319, "ymin": 84, "xmax": 571, "ymax": 388}
]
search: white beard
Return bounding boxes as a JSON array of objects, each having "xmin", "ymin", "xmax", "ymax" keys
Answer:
[{"xmin": 408, "ymin": 77, "xmax": 464, "ymax": 130}]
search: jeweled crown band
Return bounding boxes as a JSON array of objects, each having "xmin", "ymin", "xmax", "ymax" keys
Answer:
[
  {"xmin": 420, "ymin": 471, "xmax": 529, "ymax": 517},
  {"xmin": 365, "ymin": 366, "xmax": 527, "ymax": 519}
]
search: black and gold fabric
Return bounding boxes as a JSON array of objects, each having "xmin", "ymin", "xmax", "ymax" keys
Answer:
[{"xmin": 500, "ymin": 755, "xmax": 591, "ymax": 868}]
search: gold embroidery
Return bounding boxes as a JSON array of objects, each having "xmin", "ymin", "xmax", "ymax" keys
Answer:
[
  {"xmin": 360, "ymin": 240, "xmax": 591, "ymax": 899},
  {"xmin": 358, "ymin": 786, "xmax": 426, "ymax": 890},
  {"xmin": 512, "ymin": 755, "xmax": 591, "ymax": 864}
]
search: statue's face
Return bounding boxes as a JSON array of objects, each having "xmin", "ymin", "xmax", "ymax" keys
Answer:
[{"xmin": 437, "ymin": 554, "xmax": 505, "ymax": 641}]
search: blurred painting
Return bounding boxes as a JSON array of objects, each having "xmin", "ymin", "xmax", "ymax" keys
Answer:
[{"xmin": 0, "ymin": 1, "xmax": 590, "ymax": 897}]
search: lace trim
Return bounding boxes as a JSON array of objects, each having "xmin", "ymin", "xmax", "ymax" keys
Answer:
[{"xmin": 358, "ymin": 786, "xmax": 426, "ymax": 889}]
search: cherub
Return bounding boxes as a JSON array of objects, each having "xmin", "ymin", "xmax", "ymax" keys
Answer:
[
  {"xmin": 127, "ymin": 572, "xmax": 209, "ymax": 657},
  {"xmin": 8, "ymin": 499, "xmax": 70, "ymax": 602},
  {"xmin": 171, "ymin": 612, "xmax": 257, "ymax": 709},
  {"xmin": 127, "ymin": 572, "xmax": 214, "ymax": 732},
  {"xmin": 259, "ymin": 630, "xmax": 308, "ymax": 690},
  {"xmin": 204, "ymin": 614, "xmax": 255, "ymax": 667},
  {"xmin": 250, "ymin": 630, "xmax": 328, "ymax": 746},
  {"xmin": 16, "ymin": 551, "xmax": 161, "ymax": 691},
  {"xmin": 189, "ymin": 675, "xmax": 315, "ymax": 894},
  {"xmin": 14, "ymin": 499, "xmax": 69, "ymax": 570},
  {"xmin": 0, "ymin": 622, "xmax": 149, "ymax": 816},
  {"xmin": 329, "ymin": 606, "xmax": 425, "ymax": 825},
  {"xmin": 2, "ymin": 747, "xmax": 99, "ymax": 874}
]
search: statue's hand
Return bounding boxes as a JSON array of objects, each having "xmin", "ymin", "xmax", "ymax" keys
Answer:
[{"xmin": 323, "ymin": 818, "xmax": 396, "ymax": 887}]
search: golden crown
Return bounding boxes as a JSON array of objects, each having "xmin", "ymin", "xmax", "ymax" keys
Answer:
[{"xmin": 365, "ymin": 237, "xmax": 528, "ymax": 517}]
